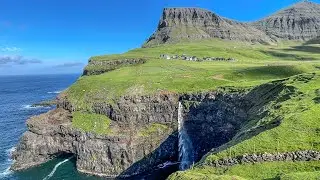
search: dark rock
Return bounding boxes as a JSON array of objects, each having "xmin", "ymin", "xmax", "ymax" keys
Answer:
[{"xmin": 31, "ymin": 99, "xmax": 57, "ymax": 107}]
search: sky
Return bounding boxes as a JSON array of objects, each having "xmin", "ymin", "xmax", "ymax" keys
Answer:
[{"xmin": 0, "ymin": 0, "xmax": 319, "ymax": 75}]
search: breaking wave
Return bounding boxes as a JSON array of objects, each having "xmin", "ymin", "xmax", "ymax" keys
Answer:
[
  {"xmin": 47, "ymin": 91, "xmax": 62, "ymax": 94},
  {"xmin": 0, "ymin": 147, "xmax": 16, "ymax": 178},
  {"xmin": 22, "ymin": 105, "xmax": 51, "ymax": 109},
  {"xmin": 43, "ymin": 157, "xmax": 73, "ymax": 180},
  {"xmin": 0, "ymin": 167, "xmax": 12, "ymax": 178}
]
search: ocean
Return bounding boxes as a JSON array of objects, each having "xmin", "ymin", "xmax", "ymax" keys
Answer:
[
  {"xmin": 0, "ymin": 74, "xmax": 100, "ymax": 180},
  {"xmin": 0, "ymin": 74, "xmax": 178, "ymax": 180}
]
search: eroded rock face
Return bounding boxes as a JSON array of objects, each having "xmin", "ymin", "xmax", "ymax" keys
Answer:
[
  {"xmin": 11, "ymin": 94, "xmax": 180, "ymax": 178},
  {"xmin": 179, "ymin": 92, "xmax": 249, "ymax": 161},
  {"xmin": 253, "ymin": 1, "xmax": 320, "ymax": 40},
  {"xmin": 83, "ymin": 58, "xmax": 146, "ymax": 76},
  {"xmin": 143, "ymin": 8, "xmax": 272, "ymax": 47}
]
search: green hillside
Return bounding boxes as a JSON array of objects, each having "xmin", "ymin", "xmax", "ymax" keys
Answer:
[
  {"xmin": 64, "ymin": 39, "xmax": 320, "ymax": 179},
  {"xmin": 65, "ymin": 39, "xmax": 320, "ymax": 111}
]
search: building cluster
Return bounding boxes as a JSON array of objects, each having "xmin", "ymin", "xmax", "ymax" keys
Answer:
[{"xmin": 159, "ymin": 54, "xmax": 236, "ymax": 62}]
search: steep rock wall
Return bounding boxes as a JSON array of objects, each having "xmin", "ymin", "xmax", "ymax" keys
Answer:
[
  {"xmin": 143, "ymin": 8, "xmax": 272, "ymax": 47},
  {"xmin": 11, "ymin": 94, "xmax": 180, "ymax": 178}
]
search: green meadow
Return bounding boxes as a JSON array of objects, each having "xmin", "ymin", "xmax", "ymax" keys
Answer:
[{"xmin": 66, "ymin": 39, "xmax": 320, "ymax": 110}]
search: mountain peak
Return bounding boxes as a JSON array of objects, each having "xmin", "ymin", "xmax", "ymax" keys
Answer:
[
  {"xmin": 143, "ymin": 1, "xmax": 320, "ymax": 47},
  {"xmin": 292, "ymin": 0, "xmax": 318, "ymax": 7},
  {"xmin": 143, "ymin": 7, "xmax": 272, "ymax": 47},
  {"xmin": 253, "ymin": 0, "xmax": 320, "ymax": 40},
  {"xmin": 278, "ymin": 0, "xmax": 320, "ymax": 14}
]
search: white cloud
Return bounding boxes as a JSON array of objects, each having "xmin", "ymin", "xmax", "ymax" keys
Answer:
[
  {"xmin": 0, "ymin": 55, "xmax": 42, "ymax": 65},
  {"xmin": 1, "ymin": 47, "xmax": 22, "ymax": 52}
]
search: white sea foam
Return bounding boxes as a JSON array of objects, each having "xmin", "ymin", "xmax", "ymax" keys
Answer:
[
  {"xmin": 22, "ymin": 105, "xmax": 51, "ymax": 110},
  {"xmin": 0, "ymin": 147, "xmax": 16, "ymax": 178},
  {"xmin": 0, "ymin": 167, "xmax": 12, "ymax": 178},
  {"xmin": 43, "ymin": 157, "xmax": 72, "ymax": 180},
  {"xmin": 6, "ymin": 147, "xmax": 16, "ymax": 156},
  {"xmin": 47, "ymin": 91, "xmax": 62, "ymax": 94},
  {"xmin": 157, "ymin": 161, "xmax": 179, "ymax": 169}
]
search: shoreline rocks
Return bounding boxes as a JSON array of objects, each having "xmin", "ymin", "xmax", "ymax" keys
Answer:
[{"xmin": 31, "ymin": 99, "xmax": 57, "ymax": 108}]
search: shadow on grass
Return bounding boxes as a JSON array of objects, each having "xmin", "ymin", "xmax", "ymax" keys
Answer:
[
  {"xmin": 235, "ymin": 65, "xmax": 306, "ymax": 80},
  {"xmin": 303, "ymin": 37, "xmax": 320, "ymax": 45},
  {"xmin": 283, "ymin": 46, "xmax": 320, "ymax": 54},
  {"xmin": 260, "ymin": 50, "xmax": 317, "ymax": 61}
]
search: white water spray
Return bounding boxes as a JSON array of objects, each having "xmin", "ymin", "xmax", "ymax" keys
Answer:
[
  {"xmin": 43, "ymin": 157, "xmax": 73, "ymax": 180},
  {"xmin": 178, "ymin": 102, "xmax": 194, "ymax": 170}
]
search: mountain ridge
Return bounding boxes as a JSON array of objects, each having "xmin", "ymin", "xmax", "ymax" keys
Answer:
[
  {"xmin": 143, "ymin": 1, "xmax": 320, "ymax": 47},
  {"xmin": 143, "ymin": 7, "xmax": 273, "ymax": 47},
  {"xmin": 253, "ymin": 1, "xmax": 320, "ymax": 40}
]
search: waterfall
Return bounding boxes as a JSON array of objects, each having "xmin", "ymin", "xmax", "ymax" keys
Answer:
[{"xmin": 178, "ymin": 102, "xmax": 194, "ymax": 170}]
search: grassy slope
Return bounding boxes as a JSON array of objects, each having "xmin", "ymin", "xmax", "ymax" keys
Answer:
[
  {"xmin": 172, "ymin": 161, "xmax": 320, "ymax": 180},
  {"xmin": 169, "ymin": 72, "xmax": 320, "ymax": 179},
  {"xmin": 72, "ymin": 112, "xmax": 112, "ymax": 135},
  {"xmin": 281, "ymin": 171, "xmax": 320, "ymax": 180},
  {"xmin": 65, "ymin": 39, "xmax": 320, "ymax": 178},
  {"xmin": 66, "ymin": 39, "xmax": 320, "ymax": 111},
  {"xmin": 204, "ymin": 73, "xmax": 320, "ymax": 162}
]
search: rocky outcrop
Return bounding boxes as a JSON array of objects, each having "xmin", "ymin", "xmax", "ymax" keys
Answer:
[
  {"xmin": 143, "ymin": 8, "xmax": 272, "ymax": 47},
  {"xmin": 253, "ymin": 1, "xmax": 320, "ymax": 41},
  {"xmin": 83, "ymin": 58, "xmax": 146, "ymax": 76},
  {"xmin": 31, "ymin": 99, "xmax": 57, "ymax": 107},
  {"xmin": 11, "ymin": 94, "xmax": 180, "ymax": 178},
  {"xmin": 205, "ymin": 150, "xmax": 320, "ymax": 167}
]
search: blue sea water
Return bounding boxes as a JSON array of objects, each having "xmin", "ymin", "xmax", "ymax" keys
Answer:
[
  {"xmin": 0, "ymin": 74, "xmax": 99, "ymax": 180},
  {"xmin": 0, "ymin": 74, "xmax": 178, "ymax": 180}
]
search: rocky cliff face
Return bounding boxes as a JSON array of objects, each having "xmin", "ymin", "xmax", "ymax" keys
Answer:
[
  {"xmin": 83, "ymin": 58, "xmax": 146, "ymax": 76},
  {"xmin": 252, "ymin": 1, "xmax": 320, "ymax": 41},
  {"xmin": 11, "ymin": 94, "xmax": 180, "ymax": 178},
  {"xmin": 11, "ymin": 80, "xmax": 290, "ymax": 178},
  {"xmin": 143, "ymin": 8, "xmax": 273, "ymax": 47}
]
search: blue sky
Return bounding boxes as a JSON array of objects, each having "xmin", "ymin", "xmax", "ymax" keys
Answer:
[{"xmin": 0, "ymin": 0, "xmax": 318, "ymax": 75}]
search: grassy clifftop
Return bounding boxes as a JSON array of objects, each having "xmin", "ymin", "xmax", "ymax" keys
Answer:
[{"xmin": 65, "ymin": 39, "xmax": 320, "ymax": 111}]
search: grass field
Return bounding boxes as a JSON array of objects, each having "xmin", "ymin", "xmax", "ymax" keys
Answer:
[{"xmin": 72, "ymin": 112, "xmax": 112, "ymax": 135}]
